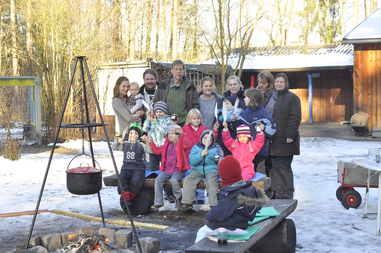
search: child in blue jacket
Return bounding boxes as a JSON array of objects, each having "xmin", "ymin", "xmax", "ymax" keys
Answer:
[
  {"xmin": 179, "ymin": 130, "xmax": 224, "ymax": 211},
  {"xmin": 232, "ymin": 89, "xmax": 276, "ymax": 175}
]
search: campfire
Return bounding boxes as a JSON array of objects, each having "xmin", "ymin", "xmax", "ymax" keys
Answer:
[{"xmin": 55, "ymin": 234, "xmax": 118, "ymax": 253}]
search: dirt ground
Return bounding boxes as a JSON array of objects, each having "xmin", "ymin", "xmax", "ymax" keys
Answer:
[{"xmin": 2, "ymin": 144, "xmax": 209, "ymax": 253}]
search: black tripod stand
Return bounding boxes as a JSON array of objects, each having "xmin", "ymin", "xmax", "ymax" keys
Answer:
[{"xmin": 26, "ymin": 56, "xmax": 142, "ymax": 253}]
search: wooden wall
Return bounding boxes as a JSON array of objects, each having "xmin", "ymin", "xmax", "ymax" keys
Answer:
[
  {"xmin": 353, "ymin": 43, "xmax": 381, "ymax": 131},
  {"xmin": 242, "ymin": 70, "xmax": 353, "ymax": 123}
]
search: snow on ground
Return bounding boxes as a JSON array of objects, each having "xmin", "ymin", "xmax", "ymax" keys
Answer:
[{"xmin": 1, "ymin": 137, "xmax": 381, "ymax": 252}]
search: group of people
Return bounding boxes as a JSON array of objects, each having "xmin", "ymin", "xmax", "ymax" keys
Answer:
[{"xmin": 111, "ymin": 59, "xmax": 301, "ymax": 240}]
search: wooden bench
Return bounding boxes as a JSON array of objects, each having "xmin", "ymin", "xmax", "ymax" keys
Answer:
[
  {"xmin": 103, "ymin": 173, "xmax": 271, "ymax": 215},
  {"xmin": 185, "ymin": 199, "xmax": 298, "ymax": 253}
]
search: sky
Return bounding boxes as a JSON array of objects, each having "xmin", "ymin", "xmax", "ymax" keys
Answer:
[{"xmin": 1, "ymin": 137, "xmax": 381, "ymax": 252}]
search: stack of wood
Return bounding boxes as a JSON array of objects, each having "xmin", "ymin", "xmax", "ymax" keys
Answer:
[{"xmin": 2, "ymin": 93, "xmax": 19, "ymax": 160}]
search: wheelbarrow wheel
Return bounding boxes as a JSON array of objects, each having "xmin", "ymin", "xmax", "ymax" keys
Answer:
[
  {"xmin": 341, "ymin": 189, "xmax": 362, "ymax": 209},
  {"xmin": 336, "ymin": 186, "xmax": 350, "ymax": 201}
]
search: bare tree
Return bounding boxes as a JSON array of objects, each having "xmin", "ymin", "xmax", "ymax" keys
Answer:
[
  {"xmin": 11, "ymin": 0, "xmax": 17, "ymax": 76},
  {"xmin": 353, "ymin": 0, "xmax": 359, "ymax": 27}
]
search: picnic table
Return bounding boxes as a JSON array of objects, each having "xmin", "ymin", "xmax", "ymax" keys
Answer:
[{"xmin": 185, "ymin": 199, "xmax": 298, "ymax": 253}]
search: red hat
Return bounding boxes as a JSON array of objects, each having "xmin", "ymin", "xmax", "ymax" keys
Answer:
[
  {"xmin": 236, "ymin": 125, "xmax": 251, "ymax": 139},
  {"xmin": 218, "ymin": 156, "xmax": 243, "ymax": 186}
]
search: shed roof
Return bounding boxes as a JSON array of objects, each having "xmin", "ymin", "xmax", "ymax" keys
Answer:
[
  {"xmin": 342, "ymin": 8, "xmax": 381, "ymax": 44},
  {"xmin": 217, "ymin": 43, "xmax": 354, "ymax": 71}
]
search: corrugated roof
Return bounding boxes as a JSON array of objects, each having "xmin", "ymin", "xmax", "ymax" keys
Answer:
[
  {"xmin": 343, "ymin": 8, "xmax": 381, "ymax": 44},
  {"xmin": 224, "ymin": 43, "xmax": 354, "ymax": 70}
]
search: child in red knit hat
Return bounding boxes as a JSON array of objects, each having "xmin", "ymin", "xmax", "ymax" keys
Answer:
[
  {"xmin": 195, "ymin": 155, "xmax": 268, "ymax": 243},
  {"xmin": 222, "ymin": 122, "xmax": 265, "ymax": 180}
]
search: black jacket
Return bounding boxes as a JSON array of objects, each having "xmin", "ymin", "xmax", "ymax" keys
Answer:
[
  {"xmin": 206, "ymin": 181, "xmax": 268, "ymax": 230},
  {"xmin": 269, "ymin": 88, "xmax": 301, "ymax": 156}
]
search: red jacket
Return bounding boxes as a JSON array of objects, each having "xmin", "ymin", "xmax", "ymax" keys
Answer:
[
  {"xmin": 182, "ymin": 123, "xmax": 209, "ymax": 156},
  {"xmin": 222, "ymin": 129, "xmax": 265, "ymax": 180},
  {"xmin": 149, "ymin": 133, "xmax": 192, "ymax": 171}
]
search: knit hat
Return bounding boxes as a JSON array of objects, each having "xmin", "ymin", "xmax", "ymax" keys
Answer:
[
  {"xmin": 126, "ymin": 122, "xmax": 142, "ymax": 141},
  {"xmin": 225, "ymin": 95, "xmax": 238, "ymax": 106},
  {"xmin": 154, "ymin": 101, "xmax": 168, "ymax": 115},
  {"xmin": 168, "ymin": 124, "xmax": 181, "ymax": 134},
  {"xmin": 236, "ymin": 125, "xmax": 251, "ymax": 139},
  {"xmin": 218, "ymin": 156, "xmax": 243, "ymax": 186}
]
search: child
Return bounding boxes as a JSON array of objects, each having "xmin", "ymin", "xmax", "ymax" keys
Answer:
[
  {"xmin": 149, "ymin": 125, "xmax": 192, "ymax": 209},
  {"xmin": 142, "ymin": 101, "xmax": 172, "ymax": 171},
  {"xmin": 218, "ymin": 95, "xmax": 243, "ymax": 123},
  {"xmin": 127, "ymin": 82, "xmax": 144, "ymax": 115},
  {"xmin": 112, "ymin": 123, "xmax": 152, "ymax": 208},
  {"xmin": 232, "ymin": 88, "xmax": 276, "ymax": 175},
  {"xmin": 182, "ymin": 109, "xmax": 209, "ymax": 204},
  {"xmin": 179, "ymin": 130, "xmax": 224, "ymax": 211},
  {"xmin": 222, "ymin": 122, "xmax": 264, "ymax": 180},
  {"xmin": 182, "ymin": 108, "xmax": 209, "ymax": 155},
  {"xmin": 195, "ymin": 156, "xmax": 268, "ymax": 243}
]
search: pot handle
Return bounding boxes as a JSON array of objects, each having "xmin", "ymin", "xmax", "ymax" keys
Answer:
[{"xmin": 67, "ymin": 153, "xmax": 101, "ymax": 171}]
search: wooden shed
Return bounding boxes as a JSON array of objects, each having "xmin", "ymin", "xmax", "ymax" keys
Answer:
[
  {"xmin": 227, "ymin": 44, "xmax": 354, "ymax": 123},
  {"xmin": 342, "ymin": 8, "xmax": 381, "ymax": 132}
]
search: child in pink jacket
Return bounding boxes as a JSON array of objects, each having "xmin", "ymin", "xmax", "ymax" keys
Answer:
[{"xmin": 222, "ymin": 122, "xmax": 265, "ymax": 180}]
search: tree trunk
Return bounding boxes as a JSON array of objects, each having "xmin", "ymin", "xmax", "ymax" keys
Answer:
[
  {"xmin": 163, "ymin": 0, "xmax": 167, "ymax": 59},
  {"xmin": 146, "ymin": 0, "xmax": 153, "ymax": 58},
  {"xmin": 121, "ymin": 0, "xmax": 128, "ymax": 60},
  {"xmin": 372, "ymin": 0, "xmax": 377, "ymax": 12},
  {"xmin": 11, "ymin": 0, "xmax": 17, "ymax": 76},
  {"xmin": 339, "ymin": 0, "xmax": 344, "ymax": 40},
  {"xmin": 155, "ymin": 0, "xmax": 161, "ymax": 59},
  {"xmin": 364, "ymin": 0, "xmax": 368, "ymax": 17},
  {"xmin": 353, "ymin": 0, "xmax": 359, "ymax": 28},
  {"xmin": 130, "ymin": 0, "xmax": 137, "ymax": 60},
  {"xmin": 284, "ymin": 0, "xmax": 294, "ymax": 45},
  {"xmin": 192, "ymin": 0, "xmax": 198, "ymax": 61},
  {"xmin": 172, "ymin": 0, "xmax": 179, "ymax": 60}
]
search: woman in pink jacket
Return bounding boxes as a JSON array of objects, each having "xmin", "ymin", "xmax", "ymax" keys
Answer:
[{"xmin": 222, "ymin": 122, "xmax": 265, "ymax": 180}]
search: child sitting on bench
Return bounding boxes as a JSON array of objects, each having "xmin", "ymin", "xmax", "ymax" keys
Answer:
[
  {"xmin": 179, "ymin": 130, "xmax": 224, "ymax": 211},
  {"xmin": 195, "ymin": 155, "xmax": 268, "ymax": 243},
  {"xmin": 149, "ymin": 124, "xmax": 192, "ymax": 209}
]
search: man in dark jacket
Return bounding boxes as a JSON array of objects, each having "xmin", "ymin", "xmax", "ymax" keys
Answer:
[
  {"xmin": 153, "ymin": 60, "xmax": 200, "ymax": 127},
  {"xmin": 195, "ymin": 155, "xmax": 268, "ymax": 243},
  {"xmin": 139, "ymin": 69, "xmax": 159, "ymax": 111}
]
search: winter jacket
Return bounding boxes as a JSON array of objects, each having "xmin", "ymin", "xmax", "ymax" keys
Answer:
[
  {"xmin": 206, "ymin": 180, "xmax": 268, "ymax": 230},
  {"xmin": 142, "ymin": 114, "xmax": 172, "ymax": 147},
  {"xmin": 149, "ymin": 133, "xmax": 192, "ymax": 171},
  {"xmin": 112, "ymin": 97, "xmax": 141, "ymax": 137},
  {"xmin": 189, "ymin": 130, "xmax": 224, "ymax": 176},
  {"xmin": 153, "ymin": 75, "xmax": 200, "ymax": 112},
  {"xmin": 233, "ymin": 104, "xmax": 276, "ymax": 157},
  {"xmin": 182, "ymin": 123, "xmax": 209, "ymax": 156},
  {"xmin": 222, "ymin": 129, "xmax": 265, "ymax": 180},
  {"xmin": 269, "ymin": 88, "xmax": 301, "ymax": 156},
  {"xmin": 139, "ymin": 82, "xmax": 159, "ymax": 109}
]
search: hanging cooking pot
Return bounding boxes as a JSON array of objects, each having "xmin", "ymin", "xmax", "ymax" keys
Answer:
[{"xmin": 66, "ymin": 154, "xmax": 102, "ymax": 195}]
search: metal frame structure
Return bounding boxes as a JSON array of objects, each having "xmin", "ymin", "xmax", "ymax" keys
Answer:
[{"xmin": 26, "ymin": 56, "xmax": 142, "ymax": 253}]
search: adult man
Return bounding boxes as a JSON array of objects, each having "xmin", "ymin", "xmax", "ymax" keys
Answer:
[
  {"xmin": 139, "ymin": 69, "xmax": 159, "ymax": 110},
  {"xmin": 153, "ymin": 60, "xmax": 200, "ymax": 127}
]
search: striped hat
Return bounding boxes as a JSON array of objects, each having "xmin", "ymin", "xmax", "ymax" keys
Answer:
[
  {"xmin": 236, "ymin": 125, "xmax": 251, "ymax": 139},
  {"xmin": 154, "ymin": 101, "xmax": 168, "ymax": 115}
]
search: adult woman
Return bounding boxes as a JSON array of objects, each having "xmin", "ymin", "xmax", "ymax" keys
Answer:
[
  {"xmin": 256, "ymin": 72, "xmax": 274, "ymax": 108},
  {"xmin": 198, "ymin": 77, "xmax": 223, "ymax": 130},
  {"xmin": 222, "ymin": 76, "xmax": 246, "ymax": 110},
  {"xmin": 112, "ymin": 76, "xmax": 143, "ymax": 138},
  {"xmin": 267, "ymin": 73, "xmax": 301, "ymax": 199}
]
